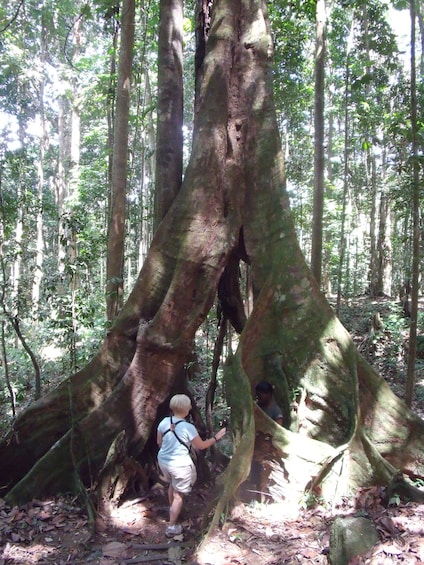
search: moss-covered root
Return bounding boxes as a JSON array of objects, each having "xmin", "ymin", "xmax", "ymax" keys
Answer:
[
  {"xmin": 197, "ymin": 352, "xmax": 255, "ymax": 555},
  {"xmin": 196, "ymin": 431, "xmax": 254, "ymax": 560},
  {"xmin": 254, "ymin": 406, "xmax": 398, "ymax": 505},
  {"xmin": 215, "ymin": 430, "xmax": 254, "ymax": 519}
]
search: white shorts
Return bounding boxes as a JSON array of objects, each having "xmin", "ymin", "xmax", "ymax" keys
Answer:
[{"xmin": 158, "ymin": 459, "xmax": 197, "ymax": 494}]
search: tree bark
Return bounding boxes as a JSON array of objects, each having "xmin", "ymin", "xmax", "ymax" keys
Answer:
[
  {"xmin": 1, "ymin": 0, "xmax": 424, "ymax": 524},
  {"xmin": 376, "ymin": 186, "xmax": 392, "ymax": 297},
  {"xmin": 106, "ymin": 0, "xmax": 135, "ymax": 322},
  {"xmin": 310, "ymin": 0, "xmax": 326, "ymax": 287},
  {"xmin": 368, "ymin": 151, "xmax": 379, "ymax": 295},
  {"xmin": 138, "ymin": 69, "xmax": 155, "ymax": 266},
  {"xmin": 336, "ymin": 19, "xmax": 352, "ymax": 314},
  {"xmin": 405, "ymin": 0, "xmax": 420, "ymax": 407},
  {"xmin": 153, "ymin": 0, "xmax": 184, "ymax": 231},
  {"xmin": 32, "ymin": 9, "xmax": 47, "ymax": 324},
  {"xmin": 57, "ymin": 15, "xmax": 82, "ymax": 297}
]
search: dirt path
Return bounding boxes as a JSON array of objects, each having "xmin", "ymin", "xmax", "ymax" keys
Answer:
[{"xmin": 2, "ymin": 483, "xmax": 424, "ymax": 564}]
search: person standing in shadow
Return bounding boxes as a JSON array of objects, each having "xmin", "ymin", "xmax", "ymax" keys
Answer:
[{"xmin": 255, "ymin": 380, "xmax": 283, "ymax": 426}]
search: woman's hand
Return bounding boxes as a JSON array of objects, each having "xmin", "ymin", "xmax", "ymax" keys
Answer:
[
  {"xmin": 214, "ymin": 427, "xmax": 226, "ymax": 441},
  {"xmin": 193, "ymin": 426, "xmax": 227, "ymax": 450}
]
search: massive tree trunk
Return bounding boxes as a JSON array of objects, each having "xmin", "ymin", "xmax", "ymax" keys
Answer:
[
  {"xmin": 153, "ymin": 0, "xmax": 184, "ymax": 230},
  {"xmin": 1, "ymin": 0, "xmax": 424, "ymax": 522}
]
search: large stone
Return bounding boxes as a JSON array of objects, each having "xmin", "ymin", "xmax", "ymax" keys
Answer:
[{"xmin": 329, "ymin": 516, "xmax": 379, "ymax": 565}]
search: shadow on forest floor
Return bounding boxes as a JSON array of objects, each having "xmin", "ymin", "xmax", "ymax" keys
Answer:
[{"xmin": 1, "ymin": 484, "xmax": 424, "ymax": 564}]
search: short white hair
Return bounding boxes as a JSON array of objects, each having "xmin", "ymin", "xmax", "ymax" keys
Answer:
[{"xmin": 169, "ymin": 394, "xmax": 191, "ymax": 413}]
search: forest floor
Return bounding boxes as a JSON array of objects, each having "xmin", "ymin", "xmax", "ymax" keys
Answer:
[{"xmin": 2, "ymin": 296, "xmax": 424, "ymax": 565}]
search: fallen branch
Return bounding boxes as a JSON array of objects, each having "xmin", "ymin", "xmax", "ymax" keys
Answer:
[
  {"xmin": 122, "ymin": 554, "xmax": 167, "ymax": 564},
  {"xmin": 130, "ymin": 541, "xmax": 195, "ymax": 550}
]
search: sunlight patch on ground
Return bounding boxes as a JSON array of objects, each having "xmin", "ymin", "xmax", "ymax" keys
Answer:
[
  {"xmin": 244, "ymin": 498, "xmax": 302, "ymax": 521},
  {"xmin": 105, "ymin": 497, "xmax": 168, "ymax": 536},
  {"xmin": 108, "ymin": 500, "xmax": 144, "ymax": 532},
  {"xmin": 1, "ymin": 542, "xmax": 54, "ymax": 563}
]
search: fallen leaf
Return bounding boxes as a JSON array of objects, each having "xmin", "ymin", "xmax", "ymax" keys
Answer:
[
  {"xmin": 377, "ymin": 515, "xmax": 400, "ymax": 536},
  {"xmin": 37, "ymin": 511, "xmax": 53, "ymax": 521},
  {"xmin": 382, "ymin": 543, "xmax": 403, "ymax": 556},
  {"xmin": 300, "ymin": 547, "xmax": 319, "ymax": 558},
  {"xmin": 102, "ymin": 541, "xmax": 128, "ymax": 558},
  {"xmin": 52, "ymin": 514, "xmax": 66, "ymax": 526}
]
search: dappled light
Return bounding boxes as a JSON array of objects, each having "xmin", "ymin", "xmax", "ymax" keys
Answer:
[
  {"xmin": 2, "ymin": 542, "xmax": 56, "ymax": 563},
  {"xmin": 0, "ymin": 1, "xmax": 422, "ymax": 564},
  {"xmin": 2, "ymin": 488, "xmax": 424, "ymax": 564}
]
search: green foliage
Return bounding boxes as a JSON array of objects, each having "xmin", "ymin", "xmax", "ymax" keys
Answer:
[
  {"xmin": 411, "ymin": 477, "xmax": 424, "ymax": 489},
  {"xmin": 299, "ymin": 490, "xmax": 325, "ymax": 510},
  {"xmin": 388, "ymin": 492, "xmax": 402, "ymax": 506},
  {"xmin": 270, "ymin": 1, "xmax": 314, "ymax": 133}
]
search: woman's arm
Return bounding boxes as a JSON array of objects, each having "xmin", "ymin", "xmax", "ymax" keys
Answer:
[
  {"xmin": 192, "ymin": 427, "xmax": 226, "ymax": 450},
  {"xmin": 157, "ymin": 430, "xmax": 163, "ymax": 447}
]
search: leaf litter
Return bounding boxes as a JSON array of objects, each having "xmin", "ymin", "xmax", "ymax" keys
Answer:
[{"xmin": 1, "ymin": 483, "xmax": 424, "ymax": 564}]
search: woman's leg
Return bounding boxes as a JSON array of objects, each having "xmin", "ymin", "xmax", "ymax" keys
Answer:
[
  {"xmin": 169, "ymin": 490, "xmax": 184, "ymax": 526},
  {"xmin": 168, "ymin": 483, "xmax": 174, "ymax": 507},
  {"xmin": 166, "ymin": 463, "xmax": 195, "ymax": 529}
]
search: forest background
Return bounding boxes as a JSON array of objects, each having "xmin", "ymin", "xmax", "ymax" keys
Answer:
[
  {"xmin": 0, "ymin": 0, "xmax": 422, "ymax": 426},
  {"xmin": 0, "ymin": 0, "xmax": 424, "ymax": 562}
]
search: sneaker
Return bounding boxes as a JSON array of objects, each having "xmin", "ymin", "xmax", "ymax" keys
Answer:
[{"xmin": 166, "ymin": 524, "xmax": 183, "ymax": 537}]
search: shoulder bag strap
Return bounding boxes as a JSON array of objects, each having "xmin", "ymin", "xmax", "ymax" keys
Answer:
[{"xmin": 168, "ymin": 416, "xmax": 192, "ymax": 454}]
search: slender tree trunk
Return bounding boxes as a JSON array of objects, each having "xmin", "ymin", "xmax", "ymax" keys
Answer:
[
  {"xmin": 106, "ymin": 0, "xmax": 135, "ymax": 322},
  {"xmin": 33, "ymin": 137, "xmax": 44, "ymax": 315},
  {"xmin": 367, "ymin": 151, "xmax": 377, "ymax": 294},
  {"xmin": 311, "ymin": 0, "xmax": 326, "ymax": 287},
  {"xmin": 12, "ymin": 136, "xmax": 24, "ymax": 327},
  {"xmin": 137, "ymin": 3, "xmax": 156, "ymax": 267},
  {"xmin": 336, "ymin": 56, "xmax": 350, "ymax": 313},
  {"xmin": 323, "ymin": 78, "xmax": 334, "ymax": 297},
  {"xmin": 32, "ymin": 15, "xmax": 46, "ymax": 317},
  {"xmin": 377, "ymin": 150, "xmax": 392, "ymax": 297},
  {"xmin": 56, "ymin": 16, "xmax": 81, "ymax": 292},
  {"xmin": 336, "ymin": 14, "xmax": 357, "ymax": 313},
  {"xmin": 0, "ymin": 176, "xmax": 16, "ymax": 416},
  {"xmin": 0, "ymin": 321, "xmax": 15, "ymax": 417},
  {"xmin": 417, "ymin": 1, "xmax": 424, "ymax": 77},
  {"xmin": 138, "ymin": 71, "xmax": 155, "ymax": 268},
  {"xmin": 377, "ymin": 192, "xmax": 392, "ymax": 296},
  {"xmin": 362, "ymin": 5, "xmax": 380, "ymax": 298},
  {"xmin": 56, "ymin": 96, "xmax": 69, "ymax": 280},
  {"xmin": 69, "ymin": 23, "xmax": 81, "ymax": 295},
  {"xmin": 405, "ymin": 0, "xmax": 420, "ymax": 406}
]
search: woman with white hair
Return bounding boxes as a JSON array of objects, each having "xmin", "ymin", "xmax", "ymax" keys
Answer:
[{"xmin": 157, "ymin": 394, "xmax": 226, "ymax": 537}]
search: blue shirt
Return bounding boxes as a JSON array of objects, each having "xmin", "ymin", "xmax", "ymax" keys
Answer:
[
  {"xmin": 157, "ymin": 416, "xmax": 198, "ymax": 466},
  {"xmin": 260, "ymin": 401, "xmax": 283, "ymax": 422}
]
